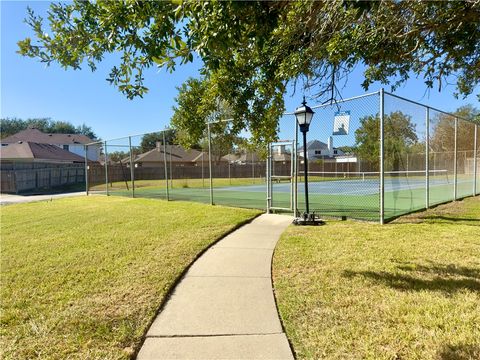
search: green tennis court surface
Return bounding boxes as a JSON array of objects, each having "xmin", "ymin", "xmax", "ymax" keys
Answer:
[{"xmin": 89, "ymin": 172, "xmax": 478, "ymax": 221}]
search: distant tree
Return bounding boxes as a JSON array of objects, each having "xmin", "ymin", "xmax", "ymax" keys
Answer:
[
  {"xmin": 430, "ymin": 105, "xmax": 479, "ymax": 153},
  {"xmin": 139, "ymin": 129, "xmax": 177, "ymax": 153},
  {"xmin": 108, "ymin": 151, "xmax": 128, "ymax": 163},
  {"xmin": 355, "ymin": 111, "xmax": 418, "ymax": 170},
  {"xmin": 74, "ymin": 124, "xmax": 97, "ymax": 140},
  {"xmin": 0, "ymin": 117, "xmax": 37, "ymax": 137},
  {"xmin": 0, "ymin": 117, "xmax": 97, "ymax": 140},
  {"xmin": 47, "ymin": 121, "xmax": 77, "ymax": 134},
  {"xmin": 337, "ymin": 146, "xmax": 357, "ymax": 155},
  {"xmin": 107, "ymin": 149, "xmax": 140, "ymax": 162}
]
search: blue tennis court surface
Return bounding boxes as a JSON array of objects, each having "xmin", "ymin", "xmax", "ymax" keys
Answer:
[{"xmin": 217, "ymin": 177, "xmax": 456, "ymax": 196}]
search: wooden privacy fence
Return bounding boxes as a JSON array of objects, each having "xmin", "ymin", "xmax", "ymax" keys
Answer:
[
  {"xmin": 87, "ymin": 162, "xmax": 268, "ymax": 185},
  {"xmin": 87, "ymin": 160, "xmax": 369, "ymax": 186},
  {"xmin": 0, "ymin": 162, "xmax": 85, "ymax": 194}
]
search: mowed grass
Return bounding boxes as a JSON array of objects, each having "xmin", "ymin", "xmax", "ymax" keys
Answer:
[
  {"xmin": 1, "ymin": 196, "xmax": 260, "ymax": 359},
  {"xmin": 273, "ymin": 196, "xmax": 480, "ymax": 360},
  {"xmin": 89, "ymin": 177, "xmax": 265, "ymax": 192}
]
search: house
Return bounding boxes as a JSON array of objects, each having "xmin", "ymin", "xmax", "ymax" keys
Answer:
[
  {"xmin": 298, "ymin": 137, "xmax": 345, "ymax": 160},
  {"xmin": 0, "ymin": 142, "xmax": 86, "ymax": 194},
  {"xmin": 1, "ymin": 127, "xmax": 100, "ymax": 161},
  {"xmin": 133, "ymin": 143, "xmax": 217, "ymax": 167},
  {"xmin": 221, "ymin": 153, "xmax": 240, "ymax": 163},
  {"xmin": 236, "ymin": 152, "xmax": 263, "ymax": 164},
  {"xmin": 222, "ymin": 149, "xmax": 290, "ymax": 164},
  {"xmin": 0, "ymin": 141, "xmax": 86, "ymax": 163},
  {"xmin": 272, "ymin": 152, "xmax": 292, "ymax": 164}
]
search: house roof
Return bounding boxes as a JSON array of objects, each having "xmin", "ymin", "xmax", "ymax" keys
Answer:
[
  {"xmin": 0, "ymin": 142, "xmax": 86, "ymax": 162},
  {"xmin": 221, "ymin": 154, "xmax": 240, "ymax": 162},
  {"xmin": 298, "ymin": 140, "xmax": 328, "ymax": 152},
  {"xmin": 190, "ymin": 152, "xmax": 205, "ymax": 163},
  {"xmin": 273, "ymin": 153, "xmax": 292, "ymax": 162},
  {"xmin": 1, "ymin": 128, "xmax": 94, "ymax": 145},
  {"xmin": 237, "ymin": 152, "xmax": 262, "ymax": 162},
  {"xmin": 135, "ymin": 145, "xmax": 203, "ymax": 163}
]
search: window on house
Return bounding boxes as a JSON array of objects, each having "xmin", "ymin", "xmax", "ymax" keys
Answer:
[
  {"xmin": 314, "ymin": 150, "xmax": 322, "ymax": 155},
  {"xmin": 334, "ymin": 150, "xmax": 338, "ymax": 154},
  {"xmin": 63, "ymin": 145, "xmax": 69, "ymax": 151}
]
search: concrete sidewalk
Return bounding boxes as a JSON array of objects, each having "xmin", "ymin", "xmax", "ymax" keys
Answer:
[
  {"xmin": 0, "ymin": 192, "xmax": 85, "ymax": 205},
  {"xmin": 137, "ymin": 214, "xmax": 294, "ymax": 360}
]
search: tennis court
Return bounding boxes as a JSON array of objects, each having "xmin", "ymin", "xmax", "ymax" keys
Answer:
[
  {"xmin": 87, "ymin": 91, "xmax": 479, "ymax": 223},
  {"xmin": 97, "ymin": 169, "xmax": 476, "ymax": 221}
]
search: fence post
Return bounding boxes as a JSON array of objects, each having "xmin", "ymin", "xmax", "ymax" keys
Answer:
[
  {"xmin": 162, "ymin": 131, "xmax": 169, "ymax": 200},
  {"xmin": 84, "ymin": 145, "xmax": 89, "ymax": 195},
  {"xmin": 207, "ymin": 121, "xmax": 214, "ymax": 205},
  {"xmin": 169, "ymin": 143, "xmax": 173, "ymax": 188},
  {"xmin": 294, "ymin": 120, "xmax": 298, "ymax": 217},
  {"xmin": 379, "ymin": 88, "xmax": 385, "ymax": 224},
  {"xmin": 266, "ymin": 143, "xmax": 271, "ymax": 213},
  {"xmin": 202, "ymin": 152, "xmax": 205, "ymax": 188},
  {"xmin": 228, "ymin": 161, "xmax": 231, "ymax": 185},
  {"xmin": 290, "ymin": 140, "xmax": 294, "ymax": 211},
  {"xmin": 425, "ymin": 107, "xmax": 429, "ymax": 208},
  {"xmin": 454, "ymin": 118, "xmax": 458, "ymax": 200},
  {"xmin": 474, "ymin": 125, "xmax": 478, "ymax": 196},
  {"xmin": 104, "ymin": 141, "xmax": 109, "ymax": 196},
  {"xmin": 129, "ymin": 136, "xmax": 135, "ymax": 198},
  {"xmin": 252, "ymin": 152, "xmax": 255, "ymax": 184}
]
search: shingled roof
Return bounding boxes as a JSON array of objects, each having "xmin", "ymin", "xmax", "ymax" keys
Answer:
[
  {"xmin": 0, "ymin": 142, "xmax": 85, "ymax": 162},
  {"xmin": 135, "ymin": 145, "xmax": 203, "ymax": 163},
  {"xmin": 298, "ymin": 140, "xmax": 329, "ymax": 152},
  {"xmin": 1, "ymin": 128, "xmax": 93, "ymax": 145}
]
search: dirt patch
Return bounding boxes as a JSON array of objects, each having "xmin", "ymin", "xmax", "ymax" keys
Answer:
[{"xmin": 392, "ymin": 197, "xmax": 480, "ymax": 224}]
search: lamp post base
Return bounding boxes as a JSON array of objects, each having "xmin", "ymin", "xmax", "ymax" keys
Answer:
[{"xmin": 293, "ymin": 212, "xmax": 325, "ymax": 226}]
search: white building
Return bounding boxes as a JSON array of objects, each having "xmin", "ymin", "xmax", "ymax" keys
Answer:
[
  {"xmin": 1, "ymin": 127, "xmax": 100, "ymax": 161},
  {"xmin": 298, "ymin": 137, "xmax": 345, "ymax": 160}
]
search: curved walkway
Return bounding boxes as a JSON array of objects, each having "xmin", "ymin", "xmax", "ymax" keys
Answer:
[{"xmin": 137, "ymin": 214, "xmax": 294, "ymax": 360}]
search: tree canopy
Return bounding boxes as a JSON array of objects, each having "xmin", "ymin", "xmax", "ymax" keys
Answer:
[
  {"xmin": 355, "ymin": 111, "xmax": 418, "ymax": 170},
  {"xmin": 430, "ymin": 105, "xmax": 479, "ymax": 153},
  {"xmin": 18, "ymin": 1, "xmax": 480, "ymax": 143},
  {"xmin": 0, "ymin": 117, "xmax": 97, "ymax": 139},
  {"xmin": 139, "ymin": 129, "xmax": 177, "ymax": 153}
]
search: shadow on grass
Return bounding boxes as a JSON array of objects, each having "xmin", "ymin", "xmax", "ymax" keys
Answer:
[
  {"xmin": 438, "ymin": 343, "xmax": 480, "ymax": 360},
  {"xmin": 343, "ymin": 261, "xmax": 480, "ymax": 294},
  {"xmin": 395, "ymin": 261, "xmax": 480, "ymax": 279},
  {"xmin": 422, "ymin": 215, "xmax": 480, "ymax": 225}
]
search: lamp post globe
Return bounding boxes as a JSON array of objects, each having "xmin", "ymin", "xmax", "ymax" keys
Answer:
[{"xmin": 294, "ymin": 97, "xmax": 315, "ymax": 134}]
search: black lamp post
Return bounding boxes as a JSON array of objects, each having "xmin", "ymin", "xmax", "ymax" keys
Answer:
[{"xmin": 294, "ymin": 97, "xmax": 323, "ymax": 225}]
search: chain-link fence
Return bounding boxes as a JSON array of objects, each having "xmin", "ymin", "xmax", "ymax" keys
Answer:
[
  {"xmin": 382, "ymin": 92, "xmax": 479, "ymax": 221},
  {"xmin": 293, "ymin": 92, "xmax": 381, "ymax": 221},
  {"xmin": 85, "ymin": 90, "xmax": 479, "ymax": 223},
  {"xmin": 287, "ymin": 90, "xmax": 478, "ymax": 222},
  {"xmin": 85, "ymin": 124, "xmax": 269, "ymax": 209}
]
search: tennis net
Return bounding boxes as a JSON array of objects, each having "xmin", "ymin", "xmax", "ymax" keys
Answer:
[{"xmin": 299, "ymin": 169, "xmax": 449, "ymax": 182}]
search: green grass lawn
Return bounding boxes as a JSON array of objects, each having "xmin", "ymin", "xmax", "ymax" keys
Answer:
[
  {"xmin": 89, "ymin": 177, "xmax": 265, "ymax": 192},
  {"xmin": 273, "ymin": 196, "xmax": 480, "ymax": 360},
  {"xmin": 0, "ymin": 196, "xmax": 260, "ymax": 359}
]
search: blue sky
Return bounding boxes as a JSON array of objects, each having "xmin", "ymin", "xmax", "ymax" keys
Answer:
[{"xmin": 1, "ymin": 1, "xmax": 478, "ymax": 143}]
